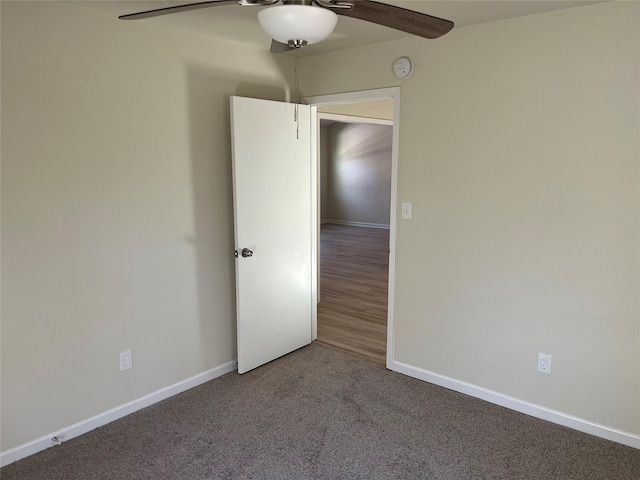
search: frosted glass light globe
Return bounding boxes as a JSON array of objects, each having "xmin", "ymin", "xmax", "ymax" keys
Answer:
[{"xmin": 258, "ymin": 5, "xmax": 338, "ymax": 45}]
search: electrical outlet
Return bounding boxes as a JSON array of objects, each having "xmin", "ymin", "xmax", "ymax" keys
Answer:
[
  {"xmin": 120, "ymin": 350, "xmax": 133, "ymax": 372},
  {"xmin": 537, "ymin": 353, "xmax": 552, "ymax": 374}
]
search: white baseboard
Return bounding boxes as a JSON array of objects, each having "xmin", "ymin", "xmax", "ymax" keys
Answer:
[
  {"xmin": 4, "ymin": 359, "xmax": 636, "ymax": 467},
  {"xmin": 323, "ymin": 219, "xmax": 390, "ymax": 230},
  {"xmin": 0, "ymin": 360, "xmax": 237, "ymax": 467},
  {"xmin": 391, "ymin": 361, "xmax": 640, "ymax": 450}
]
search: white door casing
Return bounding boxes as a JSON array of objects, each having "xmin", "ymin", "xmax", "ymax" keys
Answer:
[
  {"xmin": 304, "ymin": 87, "xmax": 400, "ymax": 370},
  {"xmin": 230, "ymin": 96, "xmax": 313, "ymax": 374}
]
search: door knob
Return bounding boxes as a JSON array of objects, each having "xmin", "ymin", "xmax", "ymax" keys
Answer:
[{"xmin": 241, "ymin": 248, "xmax": 253, "ymax": 258}]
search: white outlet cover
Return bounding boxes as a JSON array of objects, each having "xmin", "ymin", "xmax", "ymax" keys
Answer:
[
  {"xmin": 120, "ymin": 350, "xmax": 133, "ymax": 371},
  {"xmin": 537, "ymin": 353, "xmax": 552, "ymax": 374}
]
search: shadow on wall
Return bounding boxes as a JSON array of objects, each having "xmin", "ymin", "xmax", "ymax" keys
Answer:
[
  {"xmin": 324, "ymin": 122, "xmax": 393, "ymax": 226},
  {"xmin": 186, "ymin": 64, "xmax": 290, "ymax": 363}
]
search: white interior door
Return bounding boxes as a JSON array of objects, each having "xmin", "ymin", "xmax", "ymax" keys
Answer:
[{"xmin": 231, "ymin": 96, "xmax": 313, "ymax": 374}]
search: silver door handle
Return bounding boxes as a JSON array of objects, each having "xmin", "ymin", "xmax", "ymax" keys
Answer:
[{"xmin": 241, "ymin": 248, "xmax": 253, "ymax": 258}]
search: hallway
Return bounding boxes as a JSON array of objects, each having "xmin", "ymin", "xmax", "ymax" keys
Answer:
[{"xmin": 316, "ymin": 224, "xmax": 389, "ymax": 364}]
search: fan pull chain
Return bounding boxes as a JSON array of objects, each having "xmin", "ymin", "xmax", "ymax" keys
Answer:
[{"xmin": 295, "ymin": 51, "xmax": 300, "ymax": 140}]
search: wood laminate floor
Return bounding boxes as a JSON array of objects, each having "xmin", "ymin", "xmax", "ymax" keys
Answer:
[{"xmin": 317, "ymin": 224, "xmax": 389, "ymax": 364}]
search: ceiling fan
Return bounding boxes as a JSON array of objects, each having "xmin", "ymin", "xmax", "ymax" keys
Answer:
[{"xmin": 119, "ymin": 0, "xmax": 454, "ymax": 53}]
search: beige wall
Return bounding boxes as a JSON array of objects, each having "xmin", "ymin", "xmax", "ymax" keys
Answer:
[
  {"xmin": 2, "ymin": 0, "xmax": 639, "ymax": 455},
  {"xmin": 301, "ymin": 1, "xmax": 640, "ymax": 435},
  {"xmin": 1, "ymin": 1, "xmax": 293, "ymax": 450},
  {"xmin": 324, "ymin": 122, "xmax": 393, "ymax": 226}
]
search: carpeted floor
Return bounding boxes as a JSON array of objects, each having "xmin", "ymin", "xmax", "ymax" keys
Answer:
[{"xmin": 2, "ymin": 343, "xmax": 639, "ymax": 479}]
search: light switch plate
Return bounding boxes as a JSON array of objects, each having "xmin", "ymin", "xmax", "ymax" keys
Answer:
[{"xmin": 402, "ymin": 202, "xmax": 413, "ymax": 219}]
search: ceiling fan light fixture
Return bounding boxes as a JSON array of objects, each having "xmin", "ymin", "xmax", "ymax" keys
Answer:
[{"xmin": 258, "ymin": 5, "xmax": 338, "ymax": 46}]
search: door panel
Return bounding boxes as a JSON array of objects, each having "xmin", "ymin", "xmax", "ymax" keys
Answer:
[{"xmin": 230, "ymin": 97, "xmax": 312, "ymax": 374}]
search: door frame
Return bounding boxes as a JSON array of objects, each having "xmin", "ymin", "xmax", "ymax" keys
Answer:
[{"xmin": 303, "ymin": 87, "xmax": 401, "ymax": 370}]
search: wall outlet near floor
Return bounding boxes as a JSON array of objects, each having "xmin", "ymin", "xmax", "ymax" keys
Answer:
[
  {"xmin": 120, "ymin": 350, "xmax": 133, "ymax": 372},
  {"xmin": 537, "ymin": 353, "xmax": 552, "ymax": 374}
]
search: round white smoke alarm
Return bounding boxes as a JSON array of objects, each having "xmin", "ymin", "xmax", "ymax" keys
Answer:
[{"xmin": 393, "ymin": 57, "xmax": 413, "ymax": 79}]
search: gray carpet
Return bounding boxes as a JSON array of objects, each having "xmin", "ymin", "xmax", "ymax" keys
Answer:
[{"xmin": 2, "ymin": 343, "xmax": 639, "ymax": 479}]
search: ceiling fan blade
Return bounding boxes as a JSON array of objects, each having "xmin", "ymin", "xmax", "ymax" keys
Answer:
[
  {"xmin": 118, "ymin": 0, "xmax": 238, "ymax": 20},
  {"xmin": 270, "ymin": 40, "xmax": 295, "ymax": 53},
  {"xmin": 329, "ymin": 1, "xmax": 454, "ymax": 39}
]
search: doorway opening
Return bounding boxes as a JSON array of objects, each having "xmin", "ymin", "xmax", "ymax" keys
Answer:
[
  {"xmin": 305, "ymin": 88, "xmax": 400, "ymax": 369},
  {"xmin": 317, "ymin": 112, "xmax": 393, "ymax": 364}
]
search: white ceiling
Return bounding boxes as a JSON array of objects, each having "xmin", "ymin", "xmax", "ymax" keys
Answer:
[{"xmin": 89, "ymin": 0, "xmax": 609, "ymax": 56}]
